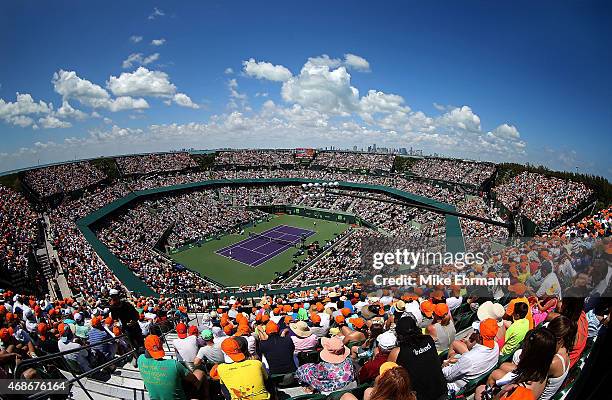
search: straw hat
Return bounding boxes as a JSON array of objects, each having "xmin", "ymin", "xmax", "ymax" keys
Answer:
[
  {"xmin": 320, "ymin": 337, "xmax": 350, "ymax": 364},
  {"xmin": 477, "ymin": 301, "xmax": 505, "ymax": 325},
  {"xmin": 289, "ymin": 320, "xmax": 313, "ymax": 338}
]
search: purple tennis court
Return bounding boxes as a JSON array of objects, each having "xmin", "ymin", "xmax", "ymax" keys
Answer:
[{"xmin": 215, "ymin": 225, "xmax": 315, "ymax": 267}]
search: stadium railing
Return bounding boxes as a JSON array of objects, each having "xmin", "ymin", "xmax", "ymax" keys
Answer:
[{"xmin": 14, "ymin": 333, "xmax": 137, "ymax": 400}]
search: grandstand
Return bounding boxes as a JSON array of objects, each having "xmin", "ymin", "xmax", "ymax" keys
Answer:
[{"xmin": 0, "ymin": 149, "xmax": 609, "ymax": 400}]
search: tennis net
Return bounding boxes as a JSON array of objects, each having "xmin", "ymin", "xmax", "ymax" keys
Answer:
[{"xmin": 249, "ymin": 232, "xmax": 299, "ymax": 247}]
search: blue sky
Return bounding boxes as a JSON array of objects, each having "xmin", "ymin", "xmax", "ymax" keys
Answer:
[{"xmin": 1, "ymin": 1, "xmax": 611, "ymax": 178}]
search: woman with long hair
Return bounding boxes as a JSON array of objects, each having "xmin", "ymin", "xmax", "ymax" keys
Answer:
[
  {"xmin": 340, "ymin": 363, "xmax": 417, "ymax": 400},
  {"xmin": 546, "ymin": 293, "xmax": 588, "ymax": 368},
  {"xmin": 387, "ymin": 316, "xmax": 447, "ymax": 400},
  {"xmin": 476, "ymin": 327, "xmax": 557, "ymax": 400}
]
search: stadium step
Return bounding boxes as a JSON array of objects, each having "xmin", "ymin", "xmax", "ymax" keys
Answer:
[{"xmin": 71, "ymin": 377, "xmax": 149, "ymax": 400}]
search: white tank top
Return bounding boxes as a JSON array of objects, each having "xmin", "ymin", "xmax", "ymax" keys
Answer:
[{"xmin": 539, "ymin": 353, "xmax": 570, "ymax": 400}]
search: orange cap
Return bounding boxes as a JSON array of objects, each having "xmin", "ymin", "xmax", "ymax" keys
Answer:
[
  {"xmin": 90, "ymin": 316, "xmax": 102, "ymax": 327},
  {"xmin": 310, "ymin": 313, "xmax": 321, "ymax": 324},
  {"xmin": 283, "ymin": 304, "xmax": 292, "ymax": 313},
  {"xmin": 37, "ymin": 323, "xmax": 48, "ymax": 336},
  {"xmin": 349, "ymin": 317, "xmax": 365, "ymax": 329},
  {"xmin": 188, "ymin": 325, "xmax": 199, "ymax": 336},
  {"xmin": 221, "ymin": 337, "xmax": 246, "ymax": 362},
  {"xmin": 341, "ymin": 308, "xmax": 351, "ymax": 317},
  {"xmin": 0, "ymin": 328, "xmax": 11, "ymax": 342},
  {"xmin": 335, "ymin": 315, "xmax": 345, "ymax": 324},
  {"xmin": 144, "ymin": 335, "xmax": 166, "ymax": 359},
  {"xmin": 433, "ymin": 303, "xmax": 449, "ymax": 318},
  {"xmin": 265, "ymin": 321, "xmax": 279, "ymax": 334},
  {"xmin": 420, "ymin": 300, "xmax": 434, "ymax": 318},
  {"xmin": 223, "ymin": 324, "xmax": 235, "ymax": 335},
  {"xmin": 235, "ymin": 324, "xmax": 250, "ymax": 336},
  {"xmin": 284, "ymin": 315, "xmax": 293, "ymax": 324},
  {"xmin": 261, "ymin": 314, "xmax": 270, "ymax": 323},
  {"xmin": 176, "ymin": 322, "xmax": 188, "ymax": 339},
  {"xmin": 479, "ymin": 318, "xmax": 499, "ymax": 349}
]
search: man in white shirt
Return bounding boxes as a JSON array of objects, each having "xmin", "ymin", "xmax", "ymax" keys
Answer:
[
  {"xmin": 442, "ymin": 319, "xmax": 500, "ymax": 392},
  {"xmin": 172, "ymin": 323, "xmax": 199, "ymax": 368},
  {"xmin": 536, "ymin": 262, "xmax": 562, "ymax": 299}
]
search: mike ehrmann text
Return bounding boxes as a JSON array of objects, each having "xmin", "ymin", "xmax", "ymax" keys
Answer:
[{"xmin": 372, "ymin": 274, "xmax": 511, "ymax": 287}]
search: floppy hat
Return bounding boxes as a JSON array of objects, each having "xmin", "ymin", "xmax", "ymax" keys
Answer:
[
  {"xmin": 377, "ymin": 331, "xmax": 397, "ymax": 351},
  {"xmin": 145, "ymin": 335, "xmax": 165, "ymax": 359},
  {"xmin": 479, "ymin": 318, "xmax": 499, "ymax": 349},
  {"xmin": 289, "ymin": 320, "xmax": 313, "ymax": 338},
  {"xmin": 320, "ymin": 337, "xmax": 350, "ymax": 364},
  {"xmin": 394, "ymin": 300, "xmax": 406, "ymax": 312},
  {"xmin": 221, "ymin": 337, "xmax": 246, "ymax": 363},
  {"xmin": 477, "ymin": 301, "xmax": 505, "ymax": 325}
]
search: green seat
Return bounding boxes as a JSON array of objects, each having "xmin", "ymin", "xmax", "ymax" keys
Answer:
[
  {"xmin": 345, "ymin": 340, "xmax": 365, "ymax": 349},
  {"xmin": 439, "ymin": 349, "xmax": 449, "ymax": 364},
  {"xmin": 454, "ymin": 312, "xmax": 476, "ymax": 331},
  {"xmin": 498, "ymin": 352, "xmax": 514, "ymax": 365}
]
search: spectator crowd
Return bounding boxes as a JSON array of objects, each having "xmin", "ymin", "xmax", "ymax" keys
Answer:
[
  {"xmin": 24, "ymin": 161, "xmax": 105, "ymax": 197},
  {"xmin": 116, "ymin": 152, "xmax": 197, "ymax": 175},
  {"xmin": 493, "ymin": 172, "xmax": 593, "ymax": 231},
  {"xmin": 411, "ymin": 159, "xmax": 496, "ymax": 187},
  {"xmin": 215, "ymin": 150, "xmax": 297, "ymax": 167},
  {"xmin": 312, "ymin": 152, "xmax": 395, "ymax": 172}
]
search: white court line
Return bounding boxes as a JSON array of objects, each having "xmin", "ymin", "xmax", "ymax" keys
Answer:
[{"xmin": 249, "ymin": 242, "xmax": 295, "ymax": 266}]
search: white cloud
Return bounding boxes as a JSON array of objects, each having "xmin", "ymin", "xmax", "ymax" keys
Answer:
[
  {"xmin": 57, "ymin": 101, "xmax": 88, "ymax": 120},
  {"xmin": 490, "ymin": 123, "xmax": 520, "ymax": 140},
  {"xmin": 38, "ymin": 115, "xmax": 72, "ymax": 129},
  {"xmin": 344, "ymin": 53, "xmax": 370, "ymax": 72},
  {"xmin": 224, "ymin": 67, "xmax": 234, "ymax": 75},
  {"xmin": 173, "ymin": 93, "xmax": 199, "ymax": 109},
  {"xmin": 228, "ymin": 79, "xmax": 247, "ymax": 109},
  {"xmin": 129, "ymin": 35, "xmax": 143, "ymax": 43},
  {"xmin": 281, "ymin": 57, "xmax": 359, "ymax": 115},
  {"xmin": 242, "ymin": 58, "xmax": 292, "ymax": 82},
  {"xmin": 359, "ymin": 90, "xmax": 410, "ymax": 123},
  {"xmin": 121, "ymin": 52, "xmax": 160, "ymax": 69},
  {"xmin": 148, "ymin": 7, "xmax": 165, "ymax": 20},
  {"xmin": 52, "ymin": 70, "xmax": 109, "ymax": 106},
  {"xmin": 436, "ymin": 105, "xmax": 481, "ymax": 132},
  {"xmin": 306, "ymin": 55, "xmax": 342, "ymax": 68},
  {"xmin": 107, "ymin": 96, "xmax": 149, "ymax": 112},
  {"xmin": 151, "ymin": 38, "xmax": 166, "ymax": 46},
  {"xmin": 0, "ymin": 93, "xmax": 52, "ymax": 127},
  {"xmin": 107, "ymin": 67, "xmax": 176, "ymax": 97},
  {"xmin": 433, "ymin": 102, "xmax": 447, "ymax": 111},
  {"xmin": 52, "ymin": 69, "xmax": 148, "ymax": 112}
]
